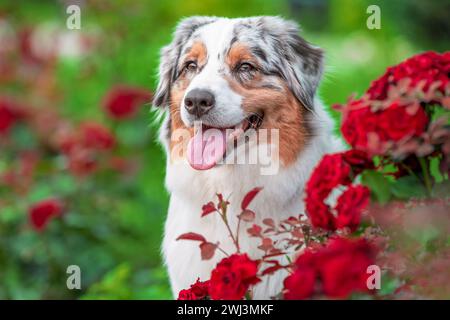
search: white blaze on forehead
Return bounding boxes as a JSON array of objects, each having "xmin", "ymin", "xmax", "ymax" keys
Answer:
[
  {"xmin": 181, "ymin": 19, "xmax": 244, "ymax": 128},
  {"xmin": 197, "ymin": 18, "xmax": 235, "ymax": 60}
]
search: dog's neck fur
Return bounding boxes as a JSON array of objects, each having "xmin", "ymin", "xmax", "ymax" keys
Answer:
[{"xmin": 159, "ymin": 99, "xmax": 342, "ymax": 298}]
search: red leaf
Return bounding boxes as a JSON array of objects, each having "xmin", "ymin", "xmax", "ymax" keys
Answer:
[
  {"xmin": 264, "ymin": 259, "xmax": 281, "ymax": 265},
  {"xmin": 241, "ymin": 187, "xmax": 263, "ymax": 210},
  {"xmin": 269, "ymin": 248, "xmax": 284, "ymax": 255},
  {"xmin": 291, "ymin": 227, "xmax": 304, "ymax": 238},
  {"xmin": 285, "ymin": 216, "xmax": 299, "ymax": 225},
  {"xmin": 201, "ymin": 202, "xmax": 216, "ymax": 217},
  {"xmin": 258, "ymin": 238, "xmax": 273, "ymax": 252},
  {"xmin": 263, "ymin": 227, "xmax": 275, "ymax": 234},
  {"xmin": 261, "ymin": 264, "xmax": 284, "ymax": 276},
  {"xmin": 199, "ymin": 242, "xmax": 217, "ymax": 260},
  {"xmin": 263, "ymin": 251, "xmax": 287, "ymax": 259},
  {"xmin": 247, "ymin": 224, "xmax": 262, "ymax": 237},
  {"xmin": 216, "ymin": 193, "xmax": 230, "ymax": 211},
  {"xmin": 176, "ymin": 232, "xmax": 206, "ymax": 242},
  {"xmin": 442, "ymin": 96, "xmax": 450, "ymax": 110},
  {"xmin": 239, "ymin": 209, "xmax": 255, "ymax": 222},
  {"xmin": 262, "ymin": 218, "xmax": 275, "ymax": 227}
]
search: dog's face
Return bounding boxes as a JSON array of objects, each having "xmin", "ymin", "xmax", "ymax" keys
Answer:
[{"xmin": 154, "ymin": 16, "xmax": 323, "ymax": 170}]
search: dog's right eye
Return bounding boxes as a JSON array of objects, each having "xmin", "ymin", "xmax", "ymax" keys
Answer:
[{"xmin": 184, "ymin": 61, "xmax": 198, "ymax": 73}]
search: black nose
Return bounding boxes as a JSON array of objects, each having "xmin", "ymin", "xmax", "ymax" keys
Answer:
[{"xmin": 184, "ymin": 89, "xmax": 215, "ymax": 117}]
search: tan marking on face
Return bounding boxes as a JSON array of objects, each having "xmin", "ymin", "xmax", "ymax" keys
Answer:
[
  {"xmin": 226, "ymin": 43, "xmax": 259, "ymax": 69},
  {"xmin": 184, "ymin": 41, "xmax": 208, "ymax": 66},
  {"xmin": 169, "ymin": 81, "xmax": 192, "ymax": 159},
  {"xmin": 168, "ymin": 41, "xmax": 208, "ymax": 157},
  {"xmin": 225, "ymin": 42, "xmax": 307, "ymax": 166},
  {"xmin": 227, "ymin": 77, "xmax": 308, "ymax": 167}
]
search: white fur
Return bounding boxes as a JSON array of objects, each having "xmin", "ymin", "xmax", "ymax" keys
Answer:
[
  {"xmin": 161, "ymin": 100, "xmax": 342, "ymax": 299},
  {"xmin": 181, "ymin": 19, "xmax": 245, "ymax": 128}
]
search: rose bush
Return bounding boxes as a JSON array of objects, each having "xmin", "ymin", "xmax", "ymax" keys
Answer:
[{"xmin": 177, "ymin": 51, "xmax": 450, "ymax": 300}]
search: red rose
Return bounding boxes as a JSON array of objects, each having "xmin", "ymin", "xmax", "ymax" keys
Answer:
[
  {"xmin": 335, "ymin": 185, "xmax": 371, "ymax": 231},
  {"xmin": 178, "ymin": 289, "xmax": 196, "ymax": 300},
  {"xmin": 317, "ymin": 237, "xmax": 375, "ymax": 298},
  {"xmin": 67, "ymin": 147, "xmax": 98, "ymax": 177},
  {"xmin": 0, "ymin": 103, "xmax": 15, "ymax": 134},
  {"xmin": 102, "ymin": 85, "xmax": 152, "ymax": 120},
  {"xmin": 367, "ymin": 51, "xmax": 450, "ymax": 100},
  {"xmin": 306, "ymin": 153, "xmax": 351, "ymax": 200},
  {"xmin": 305, "ymin": 200, "xmax": 336, "ymax": 231},
  {"xmin": 56, "ymin": 122, "xmax": 115, "ymax": 177},
  {"xmin": 341, "ymin": 103, "xmax": 384, "ymax": 153},
  {"xmin": 189, "ymin": 279, "xmax": 210, "ymax": 299},
  {"xmin": 209, "ymin": 254, "xmax": 260, "ymax": 300},
  {"xmin": 0, "ymin": 98, "xmax": 25, "ymax": 135},
  {"xmin": 342, "ymin": 101, "xmax": 428, "ymax": 155},
  {"xmin": 29, "ymin": 199, "xmax": 63, "ymax": 231},
  {"xmin": 283, "ymin": 251, "xmax": 317, "ymax": 300},
  {"xmin": 340, "ymin": 51, "xmax": 450, "ymax": 156},
  {"xmin": 80, "ymin": 122, "xmax": 116, "ymax": 150},
  {"xmin": 283, "ymin": 237, "xmax": 376, "ymax": 299},
  {"xmin": 305, "ymin": 151, "xmax": 373, "ymax": 232},
  {"xmin": 177, "ymin": 279, "xmax": 210, "ymax": 300},
  {"xmin": 342, "ymin": 150, "xmax": 374, "ymax": 175},
  {"xmin": 305, "ymin": 153, "xmax": 352, "ymax": 231},
  {"xmin": 378, "ymin": 102, "xmax": 428, "ymax": 142},
  {"xmin": 283, "ymin": 267, "xmax": 316, "ymax": 300}
]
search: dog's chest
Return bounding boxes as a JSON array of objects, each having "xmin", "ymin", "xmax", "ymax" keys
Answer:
[{"xmin": 162, "ymin": 162, "xmax": 306, "ymax": 297}]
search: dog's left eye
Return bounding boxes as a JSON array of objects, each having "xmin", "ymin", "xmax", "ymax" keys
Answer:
[
  {"xmin": 184, "ymin": 61, "xmax": 198, "ymax": 72},
  {"xmin": 237, "ymin": 63, "xmax": 254, "ymax": 73}
]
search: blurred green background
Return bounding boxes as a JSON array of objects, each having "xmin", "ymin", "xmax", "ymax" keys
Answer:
[{"xmin": 0, "ymin": 0, "xmax": 448, "ymax": 299}]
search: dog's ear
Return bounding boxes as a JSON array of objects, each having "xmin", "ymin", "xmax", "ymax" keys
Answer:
[
  {"xmin": 285, "ymin": 25, "xmax": 323, "ymax": 111},
  {"xmin": 260, "ymin": 17, "xmax": 324, "ymax": 110},
  {"xmin": 153, "ymin": 16, "xmax": 217, "ymax": 108}
]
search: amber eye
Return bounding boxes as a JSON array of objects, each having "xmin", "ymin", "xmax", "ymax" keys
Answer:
[
  {"xmin": 185, "ymin": 61, "xmax": 197, "ymax": 72},
  {"xmin": 237, "ymin": 62, "xmax": 254, "ymax": 73}
]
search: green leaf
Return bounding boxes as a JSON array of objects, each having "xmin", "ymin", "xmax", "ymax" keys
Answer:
[
  {"xmin": 390, "ymin": 175, "xmax": 427, "ymax": 199},
  {"xmin": 81, "ymin": 263, "xmax": 132, "ymax": 300},
  {"xmin": 361, "ymin": 170, "xmax": 392, "ymax": 204},
  {"xmin": 52, "ymin": 174, "xmax": 77, "ymax": 196},
  {"xmin": 379, "ymin": 275, "xmax": 402, "ymax": 296}
]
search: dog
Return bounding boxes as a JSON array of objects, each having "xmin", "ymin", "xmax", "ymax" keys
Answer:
[{"xmin": 153, "ymin": 16, "xmax": 342, "ymax": 299}]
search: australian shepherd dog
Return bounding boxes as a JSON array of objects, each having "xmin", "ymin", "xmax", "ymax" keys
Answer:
[{"xmin": 153, "ymin": 16, "xmax": 342, "ymax": 299}]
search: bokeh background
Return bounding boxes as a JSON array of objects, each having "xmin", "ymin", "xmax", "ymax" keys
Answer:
[{"xmin": 0, "ymin": 0, "xmax": 448, "ymax": 299}]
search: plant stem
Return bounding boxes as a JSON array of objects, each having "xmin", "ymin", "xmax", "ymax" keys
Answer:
[
  {"xmin": 216, "ymin": 246, "xmax": 230, "ymax": 257},
  {"xmin": 399, "ymin": 162, "xmax": 422, "ymax": 182},
  {"xmin": 235, "ymin": 214, "xmax": 244, "ymax": 253},
  {"xmin": 220, "ymin": 205, "xmax": 240, "ymax": 253},
  {"xmin": 419, "ymin": 157, "xmax": 432, "ymax": 196}
]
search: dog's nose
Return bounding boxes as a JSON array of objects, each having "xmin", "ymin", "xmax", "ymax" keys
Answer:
[{"xmin": 184, "ymin": 89, "xmax": 215, "ymax": 117}]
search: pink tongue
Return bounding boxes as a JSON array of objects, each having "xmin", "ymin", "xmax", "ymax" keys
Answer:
[{"xmin": 187, "ymin": 127, "xmax": 227, "ymax": 170}]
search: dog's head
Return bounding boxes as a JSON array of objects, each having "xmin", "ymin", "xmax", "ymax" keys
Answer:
[{"xmin": 154, "ymin": 16, "xmax": 323, "ymax": 170}]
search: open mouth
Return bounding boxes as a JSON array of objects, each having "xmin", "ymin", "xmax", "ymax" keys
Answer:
[
  {"xmin": 228, "ymin": 112, "xmax": 264, "ymax": 140},
  {"xmin": 187, "ymin": 112, "xmax": 264, "ymax": 170},
  {"xmin": 244, "ymin": 112, "xmax": 265, "ymax": 131}
]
